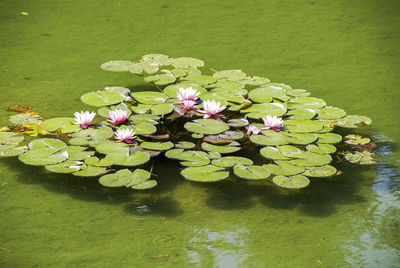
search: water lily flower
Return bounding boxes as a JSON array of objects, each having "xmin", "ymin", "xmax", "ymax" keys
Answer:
[
  {"xmin": 176, "ymin": 87, "xmax": 200, "ymax": 102},
  {"xmin": 261, "ymin": 115, "xmax": 283, "ymax": 131},
  {"xmin": 181, "ymin": 100, "xmax": 197, "ymax": 110},
  {"xmin": 199, "ymin": 99, "xmax": 226, "ymax": 119},
  {"xmin": 114, "ymin": 128, "xmax": 136, "ymax": 143},
  {"xmin": 107, "ymin": 109, "xmax": 129, "ymax": 125},
  {"xmin": 73, "ymin": 111, "xmax": 96, "ymax": 129},
  {"xmin": 247, "ymin": 125, "xmax": 260, "ymax": 135}
]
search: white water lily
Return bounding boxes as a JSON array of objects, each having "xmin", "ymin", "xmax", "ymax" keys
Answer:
[
  {"xmin": 181, "ymin": 100, "xmax": 197, "ymax": 110},
  {"xmin": 199, "ymin": 99, "xmax": 226, "ymax": 119},
  {"xmin": 176, "ymin": 87, "xmax": 200, "ymax": 102},
  {"xmin": 107, "ymin": 109, "xmax": 129, "ymax": 125},
  {"xmin": 115, "ymin": 128, "xmax": 136, "ymax": 143},
  {"xmin": 262, "ymin": 115, "xmax": 283, "ymax": 131},
  {"xmin": 73, "ymin": 111, "xmax": 96, "ymax": 129},
  {"xmin": 247, "ymin": 125, "xmax": 260, "ymax": 135}
]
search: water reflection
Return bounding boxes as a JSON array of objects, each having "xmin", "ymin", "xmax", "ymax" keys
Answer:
[
  {"xmin": 186, "ymin": 228, "xmax": 249, "ymax": 267},
  {"xmin": 345, "ymin": 135, "xmax": 400, "ymax": 267}
]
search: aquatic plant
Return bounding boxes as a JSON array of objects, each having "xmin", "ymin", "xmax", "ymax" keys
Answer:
[{"xmin": 0, "ymin": 54, "xmax": 376, "ymax": 190}]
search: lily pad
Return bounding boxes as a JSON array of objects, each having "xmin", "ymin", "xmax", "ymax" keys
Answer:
[
  {"xmin": 201, "ymin": 142, "xmax": 241, "ymax": 154},
  {"xmin": 302, "ymin": 165, "xmax": 337, "ymax": 177},
  {"xmin": 233, "ymin": 165, "xmax": 270, "ymax": 180},
  {"xmin": 240, "ymin": 76, "xmax": 270, "ymax": 85},
  {"xmin": 106, "ymin": 149, "xmax": 150, "ymax": 166},
  {"xmin": 9, "ymin": 113, "xmax": 41, "ymax": 125},
  {"xmin": 101, "ymin": 60, "xmax": 133, "ymax": 72},
  {"xmin": 131, "ymin": 180, "xmax": 158, "ymax": 190},
  {"xmin": 317, "ymin": 106, "xmax": 346, "ymax": 120},
  {"xmin": 0, "ymin": 132, "xmax": 24, "ymax": 145},
  {"xmin": 263, "ymin": 162, "xmax": 304, "ymax": 176},
  {"xmin": 73, "ymin": 165, "xmax": 106, "ymax": 177},
  {"xmin": 144, "ymin": 74, "xmax": 176, "ymax": 86},
  {"xmin": 172, "ymin": 57, "xmax": 204, "ymax": 69},
  {"xmin": 345, "ymin": 151, "xmax": 375, "ymax": 165},
  {"xmin": 131, "ymin": 122, "xmax": 157, "ymax": 135},
  {"xmin": 260, "ymin": 146, "xmax": 291, "ymax": 160},
  {"xmin": 241, "ymin": 103, "xmax": 287, "ymax": 118},
  {"xmin": 163, "ymin": 83, "xmax": 207, "ymax": 98},
  {"xmin": 19, "ymin": 148, "xmax": 69, "ymax": 166},
  {"xmin": 140, "ymin": 141, "xmax": 174, "ymax": 151},
  {"xmin": 184, "ymin": 119, "xmax": 229, "ymax": 135},
  {"xmin": 128, "ymin": 63, "xmax": 144, "ymax": 75},
  {"xmin": 227, "ymin": 118, "xmax": 249, "ymax": 127},
  {"xmin": 94, "ymin": 141, "xmax": 130, "ymax": 154},
  {"xmin": 45, "ymin": 160, "xmax": 83, "ymax": 173},
  {"xmin": 81, "ymin": 91, "xmax": 125, "ymax": 107},
  {"xmin": 99, "ymin": 169, "xmax": 133, "ymax": 187},
  {"xmin": 180, "ymin": 155, "xmax": 210, "ymax": 167},
  {"xmin": 131, "ymin": 92, "xmax": 167, "ymax": 105},
  {"xmin": 288, "ymin": 97, "xmax": 326, "ymax": 110},
  {"xmin": 0, "ymin": 146, "xmax": 27, "ymax": 157},
  {"xmin": 248, "ymin": 86, "xmax": 290, "ymax": 102},
  {"xmin": 213, "ymin": 70, "xmax": 246, "ymax": 81},
  {"xmin": 316, "ymin": 133, "xmax": 342, "ymax": 144},
  {"xmin": 282, "ymin": 120, "xmax": 324, "ymax": 133},
  {"xmin": 41, "ymin": 117, "xmax": 81, "ymax": 133},
  {"xmin": 175, "ymin": 141, "xmax": 195, "ymax": 149},
  {"xmin": 181, "ymin": 165, "xmax": 229, "ymax": 182},
  {"xmin": 28, "ymin": 138, "xmax": 66, "ymax": 150},
  {"xmin": 306, "ymin": 143, "xmax": 337, "ymax": 154},
  {"xmin": 84, "ymin": 156, "xmax": 114, "ymax": 167},
  {"xmin": 284, "ymin": 133, "xmax": 317, "ymax": 145},
  {"xmin": 182, "ymin": 74, "xmax": 217, "ymax": 86},
  {"xmin": 287, "ymin": 109, "xmax": 316, "ymax": 120},
  {"xmin": 250, "ymin": 130, "xmax": 288, "ymax": 146},
  {"xmin": 344, "ymin": 134, "xmax": 370, "ymax": 145},
  {"xmin": 335, "ymin": 115, "xmax": 372, "ymax": 128},
  {"xmin": 285, "ymin": 89, "xmax": 310, "ymax": 97},
  {"xmin": 140, "ymin": 54, "xmax": 173, "ymax": 66},
  {"xmin": 272, "ymin": 175, "xmax": 310, "ymax": 189}
]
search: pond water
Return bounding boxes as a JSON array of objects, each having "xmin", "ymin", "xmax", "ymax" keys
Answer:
[{"xmin": 1, "ymin": 0, "xmax": 399, "ymax": 267}]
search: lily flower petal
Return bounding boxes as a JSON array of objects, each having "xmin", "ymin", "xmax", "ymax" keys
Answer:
[
  {"xmin": 107, "ymin": 109, "xmax": 129, "ymax": 125},
  {"xmin": 261, "ymin": 115, "xmax": 283, "ymax": 131},
  {"xmin": 114, "ymin": 128, "xmax": 136, "ymax": 143},
  {"xmin": 73, "ymin": 111, "xmax": 96, "ymax": 129}
]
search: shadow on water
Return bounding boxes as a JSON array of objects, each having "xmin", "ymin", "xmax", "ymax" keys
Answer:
[{"xmin": 1, "ymin": 131, "xmax": 397, "ymax": 219}]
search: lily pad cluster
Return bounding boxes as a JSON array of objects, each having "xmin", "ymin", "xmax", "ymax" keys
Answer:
[{"xmin": 0, "ymin": 54, "xmax": 375, "ymax": 190}]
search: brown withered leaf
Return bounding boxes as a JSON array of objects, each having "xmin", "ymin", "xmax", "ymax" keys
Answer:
[{"xmin": 7, "ymin": 105, "xmax": 33, "ymax": 113}]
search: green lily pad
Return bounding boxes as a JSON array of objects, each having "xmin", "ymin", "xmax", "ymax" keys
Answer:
[
  {"xmin": 345, "ymin": 151, "xmax": 375, "ymax": 165},
  {"xmin": 101, "ymin": 60, "xmax": 133, "ymax": 72},
  {"xmin": 213, "ymin": 70, "xmax": 246, "ymax": 81},
  {"xmin": 248, "ymin": 86, "xmax": 290, "ymax": 102},
  {"xmin": 131, "ymin": 180, "xmax": 158, "ymax": 190},
  {"xmin": 233, "ymin": 165, "xmax": 270, "ymax": 180},
  {"xmin": 263, "ymin": 162, "xmax": 305, "ymax": 176},
  {"xmin": 73, "ymin": 165, "xmax": 106, "ymax": 177},
  {"xmin": 240, "ymin": 76, "xmax": 270, "ymax": 85},
  {"xmin": 241, "ymin": 103, "xmax": 287, "ymax": 118},
  {"xmin": 85, "ymin": 156, "xmax": 114, "ymax": 167},
  {"xmin": 344, "ymin": 135, "xmax": 370, "ymax": 145},
  {"xmin": 260, "ymin": 146, "xmax": 291, "ymax": 160},
  {"xmin": 302, "ymin": 165, "xmax": 337, "ymax": 177},
  {"xmin": 106, "ymin": 149, "xmax": 150, "ymax": 166},
  {"xmin": 131, "ymin": 103, "xmax": 173, "ymax": 115},
  {"xmin": 228, "ymin": 100, "xmax": 252, "ymax": 111},
  {"xmin": 129, "ymin": 114, "xmax": 160, "ymax": 124},
  {"xmin": 0, "ymin": 132, "xmax": 24, "ymax": 145},
  {"xmin": 207, "ymin": 80, "xmax": 246, "ymax": 90},
  {"xmin": 61, "ymin": 146, "xmax": 94, "ymax": 161},
  {"xmin": 131, "ymin": 92, "xmax": 167, "ymax": 105},
  {"xmin": 250, "ymin": 130, "xmax": 288, "ymax": 146},
  {"xmin": 99, "ymin": 169, "xmax": 132, "ymax": 187},
  {"xmin": 212, "ymin": 156, "xmax": 253, "ymax": 167},
  {"xmin": 306, "ymin": 143, "xmax": 337, "ymax": 154},
  {"xmin": 94, "ymin": 141, "xmax": 129, "ymax": 154},
  {"xmin": 199, "ymin": 93, "xmax": 229, "ymax": 106},
  {"xmin": 172, "ymin": 57, "xmax": 204, "ymax": 69},
  {"xmin": 97, "ymin": 104, "xmax": 131, "ymax": 118},
  {"xmin": 201, "ymin": 142, "xmax": 241, "ymax": 154},
  {"xmin": 192, "ymin": 133, "xmax": 204, "ymax": 139},
  {"xmin": 41, "ymin": 117, "xmax": 81, "ymax": 133},
  {"xmin": 206, "ymin": 91, "xmax": 246, "ymax": 104},
  {"xmin": 284, "ymin": 133, "xmax": 317, "ymax": 145},
  {"xmin": 28, "ymin": 138, "xmax": 66, "ymax": 150},
  {"xmin": 0, "ymin": 146, "xmax": 27, "ymax": 157},
  {"xmin": 286, "ymin": 152, "xmax": 332, "ymax": 167},
  {"xmin": 335, "ymin": 115, "xmax": 372, "ymax": 128},
  {"xmin": 288, "ymin": 97, "xmax": 326, "ymax": 110},
  {"xmin": 140, "ymin": 141, "xmax": 174, "ymax": 151},
  {"xmin": 316, "ymin": 133, "xmax": 342, "ymax": 144},
  {"xmin": 171, "ymin": 67, "xmax": 201, "ymax": 77},
  {"xmin": 131, "ymin": 122, "xmax": 157, "ymax": 135},
  {"xmin": 128, "ymin": 63, "xmax": 144, "ymax": 75},
  {"xmin": 81, "ymin": 91, "xmax": 125, "ymax": 107},
  {"xmin": 184, "ymin": 119, "xmax": 229, "ymax": 135},
  {"xmin": 19, "ymin": 148, "xmax": 69, "ymax": 166},
  {"xmin": 45, "ymin": 160, "xmax": 83, "ymax": 173},
  {"xmin": 181, "ymin": 165, "xmax": 229, "ymax": 182},
  {"xmin": 9, "ymin": 113, "xmax": 41, "ymax": 125},
  {"xmin": 175, "ymin": 141, "xmax": 195, "ymax": 149},
  {"xmin": 285, "ymin": 89, "xmax": 310, "ymax": 97},
  {"xmin": 282, "ymin": 120, "xmax": 324, "ymax": 133},
  {"xmin": 227, "ymin": 118, "xmax": 249, "ymax": 127},
  {"xmin": 141, "ymin": 54, "xmax": 173, "ymax": 66},
  {"xmin": 180, "ymin": 155, "xmax": 210, "ymax": 167},
  {"xmin": 182, "ymin": 74, "xmax": 216, "ymax": 86},
  {"xmin": 272, "ymin": 175, "xmax": 310, "ymax": 189},
  {"xmin": 317, "ymin": 106, "xmax": 346, "ymax": 120},
  {"xmin": 144, "ymin": 74, "xmax": 176, "ymax": 86},
  {"xmin": 69, "ymin": 126, "xmax": 114, "ymax": 146},
  {"xmin": 164, "ymin": 148, "xmax": 184, "ymax": 159},
  {"xmin": 287, "ymin": 109, "xmax": 316, "ymax": 120}
]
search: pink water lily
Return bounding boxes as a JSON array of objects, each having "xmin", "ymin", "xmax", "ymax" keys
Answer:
[
  {"xmin": 176, "ymin": 87, "xmax": 200, "ymax": 102},
  {"xmin": 73, "ymin": 111, "xmax": 96, "ymax": 129},
  {"xmin": 107, "ymin": 109, "xmax": 129, "ymax": 125},
  {"xmin": 114, "ymin": 128, "xmax": 136, "ymax": 143},
  {"xmin": 199, "ymin": 100, "xmax": 226, "ymax": 119},
  {"xmin": 181, "ymin": 100, "xmax": 197, "ymax": 110},
  {"xmin": 247, "ymin": 125, "xmax": 260, "ymax": 135},
  {"xmin": 261, "ymin": 115, "xmax": 283, "ymax": 131}
]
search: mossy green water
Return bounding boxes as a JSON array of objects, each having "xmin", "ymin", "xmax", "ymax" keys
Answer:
[{"xmin": 1, "ymin": 0, "xmax": 399, "ymax": 267}]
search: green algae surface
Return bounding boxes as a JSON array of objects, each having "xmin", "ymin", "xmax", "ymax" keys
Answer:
[{"xmin": 1, "ymin": 0, "xmax": 400, "ymax": 267}]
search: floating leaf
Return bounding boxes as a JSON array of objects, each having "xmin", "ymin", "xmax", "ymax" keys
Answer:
[
  {"xmin": 302, "ymin": 165, "xmax": 337, "ymax": 177},
  {"xmin": 227, "ymin": 118, "xmax": 249, "ymax": 127},
  {"xmin": 272, "ymin": 175, "xmax": 310, "ymax": 189},
  {"xmin": 141, "ymin": 54, "xmax": 173, "ymax": 66},
  {"xmin": 128, "ymin": 63, "xmax": 144, "ymax": 75},
  {"xmin": 287, "ymin": 109, "xmax": 316, "ymax": 120},
  {"xmin": 99, "ymin": 169, "xmax": 132, "ymax": 187},
  {"xmin": 282, "ymin": 120, "xmax": 324, "ymax": 133},
  {"xmin": 285, "ymin": 89, "xmax": 310, "ymax": 97},
  {"xmin": 335, "ymin": 115, "xmax": 372, "ymax": 128},
  {"xmin": 172, "ymin": 57, "xmax": 204, "ymax": 69},
  {"xmin": 180, "ymin": 155, "xmax": 210, "ymax": 167},
  {"xmin": 263, "ymin": 162, "xmax": 304, "ymax": 176},
  {"xmin": 9, "ymin": 113, "xmax": 41, "ymax": 125},
  {"xmin": 0, "ymin": 146, "xmax": 27, "ymax": 157},
  {"xmin": 131, "ymin": 180, "xmax": 158, "ymax": 190},
  {"xmin": 131, "ymin": 122, "xmax": 157, "ymax": 135},
  {"xmin": 41, "ymin": 117, "xmax": 81, "ymax": 133},
  {"xmin": 131, "ymin": 92, "xmax": 167, "ymax": 105},
  {"xmin": 248, "ymin": 86, "xmax": 290, "ymax": 102},
  {"xmin": 175, "ymin": 141, "xmax": 195, "ymax": 149},
  {"xmin": 81, "ymin": 91, "xmax": 125, "ymax": 107},
  {"xmin": 101, "ymin": 60, "xmax": 133, "ymax": 72},
  {"xmin": 288, "ymin": 97, "xmax": 326, "ymax": 109},
  {"xmin": 233, "ymin": 165, "xmax": 270, "ymax": 180},
  {"xmin": 184, "ymin": 119, "xmax": 229, "ymax": 135},
  {"xmin": 0, "ymin": 132, "xmax": 24, "ymax": 145},
  {"xmin": 140, "ymin": 141, "xmax": 174, "ymax": 151},
  {"xmin": 163, "ymin": 83, "xmax": 207, "ymax": 98},
  {"xmin": 201, "ymin": 142, "xmax": 241, "ymax": 154},
  {"xmin": 284, "ymin": 133, "xmax": 317, "ymax": 145},
  {"xmin": 73, "ymin": 165, "xmax": 106, "ymax": 177},
  {"xmin": 28, "ymin": 138, "xmax": 66, "ymax": 150},
  {"xmin": 19, "ymin": 148, "xmax": 69, "ymax": 166},
  {"xmin": 213, "ymin": 70, "xmax": 246, "ymax": 81},
  {"xmin": 144, "ymin": 74, "xmax": 176, "ymax": 86},
  {"xmin": 241, "ymin": 103, "xmax": 287, "ymax": 118},
  {"xmin": 316, "ymin": 133, "xmax": 342, "ymax": 144},
  {"xmin": 181, "ymin": 165, "xmax": 229, "ymax": 182},
  {"xmin": 240, "ymin": 76, "xmax": 270, "ymax": 85},
  {"xmin": 85, "ymin": 156, "xmax": 114, "ymax": 167},
  {"xmin": 45, "ymin": 160, "xmax": 82, "ymax": 173},
  {"xmin": 182, "ymin": 74, "xmax": 216, "ymax": 86},
  {"xmin": 250, "ymin": 131, "xmax": 288, "ymax": 146},
  {"xmin": 106, "ymin": 149, "xmax": 150, "ymax": 166},
  {"xmin": 306, "ymin": 143, "xmax": 337, "ymax": 154},
  {"xmin": 317, "ymin": 106, "xmax": 346, "ymax": 120},
  {"xmin": 94, "ymin": 141, "xmax": 130, "ymax": 154},
  {"xmin": 260, "ymin": 146, "xmax": 291, "ymax": 160},
  {"xmin": 344, "ymin": 134, "xmax": 370, "ymax": 145},
  {"xmin": 345, "ymin": 151, "xmax": 375, "ymax": 165}
]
